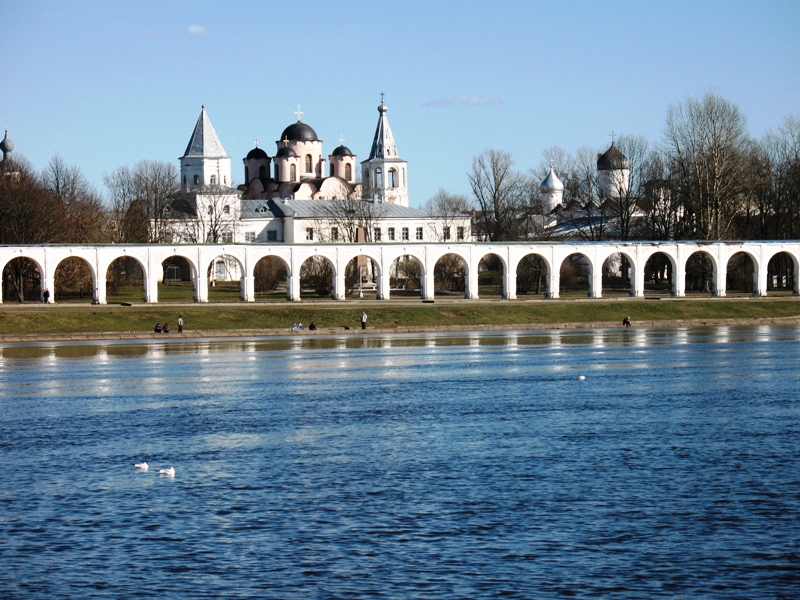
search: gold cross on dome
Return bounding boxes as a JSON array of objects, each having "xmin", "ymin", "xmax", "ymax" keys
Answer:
[
  {"xmin": 339, "ymin": 135, "xmax": 345, "ymax": 145},
  {"xmin": 254, "ymin": 138, "xmax": 259, "ymax": 147},
  {"xmin": 295, "ymin": 105, "xmax": 303, "ymax": 121}
]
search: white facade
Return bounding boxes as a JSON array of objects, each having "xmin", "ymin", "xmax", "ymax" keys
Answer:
[{"xmin": 3, "ymin": 240, "xmax": 797, "ymax": 303}]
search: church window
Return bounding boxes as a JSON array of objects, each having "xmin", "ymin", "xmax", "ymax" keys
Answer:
[
  {"xmin": 305, "ymin": 228, "xmax": 314, "ymax": 241},
  {"xmin": 415, "ymin": 227, "xmax": 423, "ymax": 241},
  {"xmin": 224, "ymin": 176, "xmax": 227, "ymax": 185},
  {"xmin": 457, "ymin": 226, "xmax": 465, "ymax": 241},
  {"xmin": 259, "ymin": 165, "xmax": 266, "ymax": 179},
  {"xmin": 403, "ymin": 168, "xmax": 406, "ymax": 187},
  {"xmin": 245, "ymin": 231, "xmax": 256, "ymax": 242},
  {"xmin": 223, "ymin": 205, "xmax": 230, "ymax": 214},
  {"xmin": 305, "ymin": 155, "xmax": 313, "ymax": 173},
  {"xmin": 331, "ymin": 227, "xmax": 339, "ymax": 241},
  {"xmin": 345, "ymin": 164, "xmax": 352, "ymax": 181},
  {"xmin": 388, "ymin": 227, "xmax": 395, "ymax": 241},
  {"xmin": 244, "ymin": 167, "xmax": 249, "ymax": 182},
  {"xmin": 194, "ymin": 174, "xmax": 200, "ymax": 185},
  {"xmin": 389, "ymin": 169, "xmax": 397, "ymax": 188},
  {"xmin": 183, "ymin": 175, "xmax": 187, "ymax": 186},
  {"xmin": 266, "ymin": 230, "xmax": 278, "ymax": 242},
  {"xmin": 290, "ymin": 164, "xmax": 297, "ymax": 181},
  {"xmin": 375, "ymin": 168, "xmax": 382, "ymax": 187},
  {"xmin": 221, "ymin": 231, "xmax": 233, "ymax": 243},
  {"xmin": 443, "ymin": 226, "xmax": 451, "ymax": 241},
  {"xmin": 207, "ymin": 206, "xmax": 213, "ymax": 215},
  {"xmin": 330, "ymin": 164, "xmax": 334, "ymax": 177},
  {"xmin": 211, "ymin": 175, "xmax": 217, "ymax": 184},
  {"xmin": 402, "ymin": 227, "xmax": 409, "ymax": 241},
  {"xmin": 374, "ymin": 228, "xmax": 381, "ymax": 241}
]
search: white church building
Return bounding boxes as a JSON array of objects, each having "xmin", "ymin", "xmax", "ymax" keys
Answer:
[{"xmin": 168, "ymin": 100, "xmax": 466, "ymax": 250}]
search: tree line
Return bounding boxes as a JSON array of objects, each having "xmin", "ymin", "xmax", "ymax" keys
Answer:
[{"xmin": 427, "ymin": 93, "xmax": 800, "ymax": 245}]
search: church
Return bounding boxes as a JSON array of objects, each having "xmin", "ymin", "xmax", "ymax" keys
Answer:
[{"xmin": 169, "ymin": 98, "xmax": 466, "ymax": 255}]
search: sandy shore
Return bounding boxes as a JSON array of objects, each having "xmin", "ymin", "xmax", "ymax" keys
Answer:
[{"xmin": 1, "ymin": 315, "xmax": 798, "ymax": 344}]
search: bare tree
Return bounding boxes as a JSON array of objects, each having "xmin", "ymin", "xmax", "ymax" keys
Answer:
[
  {"xmin": 176, "ymin": 183, "xmax": 241, "ymax": 243},
  {"xmin": 423, "ymin": 189, "xmax": 474, "ymax": 241},
  {"xmin": 41, "ymin": 155, "xmax": 106, "ymax": 243},
  {"xmin": 311, "ymin": 194, "xmax": 388, "ymax": 243},
  {"xmin": 663, "ymin": 93, "xmax": 751, "ymax": 240},
  {"xmin": 468, "ymin": 149, "xmax": 535, "ymax": 241}
]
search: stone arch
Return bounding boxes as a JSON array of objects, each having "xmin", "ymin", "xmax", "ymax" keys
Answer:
[
  {"xmin": 389, "ymin": 254, "xmax": 423, "ymax": 298},
  {"xmin": 253, "ymin": 255, "xmax": 289, "ymax": 301},
  {"xmin": 515, "ymin": 252, "xmax": 551, "ymax": 297},
  {"xmin": 642, "ymin": 251, "xmax": 676, "ymax": 297},
  {"xmin": 2, "ymin": 255, "xmax": 44, "ymax": 303},
  {"xmin": 206, "ymin": 253, "xmax": 245, "ymax": 301},
  {"xmin": 684, "ymin": 250, "xmax": 718, "ymax": 295},
  {"xmin": 477, "ymin": 252, "xmax": 505, "ymax": 298},
  {"xmin": 559, "ymin": 252, "xmax": 593, "ymax": 297},
  {"xmin": 434, "ymin": 252, "xmax": 467, "ymax": 298},
  {"xmin": 105, "ymin": 255, "xmax": 146, "ymax": 303},
  {"xmin": 344, "ymin": 254, "xmax": 380, "ymax": 298},
  {"xmin": 299, "ymin": 254, "xmax": 335, "ymax": 298},
  {"xmin": 54, "ymin": 256, "xmax": 96, "ymax": 303},
  {"xmin": 725, "ymin": 251, "xmax": 757, "ymax": 295},
  {"xmin": 766, "ymin": 250, "xmax": 798, "ymax": 294},
  {"xmin": 159, "ymin": 254, "xmax": 197, "ymax": 302},
  {"xmin": 600, "ymin": 251, "xmax": 635, "ymax": 297}
]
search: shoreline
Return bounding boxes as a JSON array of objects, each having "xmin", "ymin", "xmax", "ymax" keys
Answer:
[{"xmin": 1, "ymin": 315, "xmax": 798, "ymax": 344}]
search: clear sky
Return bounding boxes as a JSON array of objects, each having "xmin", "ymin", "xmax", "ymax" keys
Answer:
[{"xmin": 1, "ymin": 0, "xmax": 798, "ymax": 207}]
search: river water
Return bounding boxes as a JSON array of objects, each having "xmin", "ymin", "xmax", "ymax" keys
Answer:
[{"xmin": 1, "ymin": 326, "xmax": 799, "ymax": 598}]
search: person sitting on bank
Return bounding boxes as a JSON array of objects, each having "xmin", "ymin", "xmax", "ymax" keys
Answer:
[
  {"xmin": 622, "ymin": 316, "xmax": 631, "ymax": 327},
  {"xmin": 309, "ymin": 321, "xmax": 317, "ymax": 331},
  {"xmin": 154, "ymin": 323, "xmax": 162, "ymax": 333},
  {"xmin": 163, "ymin": 323, "xmax": 170, "ymax": 333}
]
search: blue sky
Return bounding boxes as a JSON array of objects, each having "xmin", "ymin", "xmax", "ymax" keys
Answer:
[{"xmin": 1, "ymin": 0, "xmax": 798, "ymax": 207}]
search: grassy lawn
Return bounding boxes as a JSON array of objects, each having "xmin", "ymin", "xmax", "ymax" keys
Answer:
[{"xmin": 1, "ymin": 296, "xmax": 799, "ymax": 336}]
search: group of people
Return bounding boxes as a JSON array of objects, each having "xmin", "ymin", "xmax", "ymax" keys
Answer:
[
  {"xmin": 292, "ymin": 312, "xmax": 368, "ymax": 332},
  {"xmin": 155, "ymin": 315, "xmax": 183, "ymax": 334}
]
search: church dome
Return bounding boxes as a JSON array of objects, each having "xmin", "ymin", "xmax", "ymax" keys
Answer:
[
  {"xmin": 275, "ymin": 146, "xmax": 298, "ymax": 159},
  {"xmin": 0, "ymin": 130, "xmax": 14, "ymax": 153},
  {"xmin": 597, "ymin": 143, "xmax": 630, "ymax": 171},
  {"xmin": 280, "ymin": 121, "xmax": 319, "ymax": 142},
  {"xmin": 331, "ymin": 145, "xmax": 354, "ymax": 157},
  {"xmin": 246, "ymin": 147, "xmax": 269, "ymax": 160},
  {"xmin": 540, "ymin": 167, "xmax": 564, "ymax": 193}
]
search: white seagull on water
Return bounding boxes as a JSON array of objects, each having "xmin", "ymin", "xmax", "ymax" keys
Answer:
[
  {"xmin": 159, "ymin": 467, "xmax": 176, "ymax": 477},
  {"xmin": 134, "ymin": 462, "xmax": 149, "ymax": 471}
]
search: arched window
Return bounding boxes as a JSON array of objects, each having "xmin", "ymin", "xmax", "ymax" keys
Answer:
[
  {"xmin": 244, "ymin": 167, "xmax": 249, "ymax": 182},
  {"xmin": 290, "ymin": 164, "xmax": 297, "ymax": 181},
  {"xmin": 330, "ymin": 164, "xmax": 334, "ymax": 177},
  {"xmin": 193, "ymin": 174, "xmax": 199, "ymax": 185},
  {"xmin": 375, "ymin": 168, "xmax": 382, "ymax": 187},
  {"xmin": 183, "ymin": 175, "xmax": 187, "ymax": 186},
  {"xmin": 345, "ymin": 164, "xmax": 352, "ymax": 181},
  {"xmin": 389, "ymin": 169, "xmax": 396, "ymax": 188},
  {"xmin": 305, "ymin": 155, "xmax": 312, "ymax": 173},
  {"xmin": 210, "ymin": 175, "xmax": 216, "ymax": 185},
  {"xmin": 259, "ymin": 165, "xmax": 266, "ymax": 179}
]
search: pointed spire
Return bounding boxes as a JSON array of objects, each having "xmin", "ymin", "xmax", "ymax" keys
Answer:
[
  {"xmin": 367, "ymin": 95, "xmax": 399, "ymax": 160},
  {"xmin": 182, "ymin": 105, "xmax": 228, "ymax": 158}
]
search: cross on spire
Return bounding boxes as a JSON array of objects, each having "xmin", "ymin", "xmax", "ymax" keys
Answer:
[
  {"xmin": 380, "ymin": 91, "xmax": 385, "ymax": 105},
  {"xmin": 254, "ymin": 137, "xmax": 259, "ymax": 147},
  {"xmin": 609, "ymin": 130, "xmax": 616, "ymax": 144},
  {"xmin": 295, "ymin": 105, "xmax": 303, "ymax": 121}
]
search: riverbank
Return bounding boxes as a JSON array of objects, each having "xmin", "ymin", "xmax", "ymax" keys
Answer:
[{"xmin": 1, "ymin": 297, "xmax": 799, "ymax": 342}]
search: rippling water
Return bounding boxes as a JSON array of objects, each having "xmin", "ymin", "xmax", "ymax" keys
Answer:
[{"xmin": 1, "ymin": 326, "xmax": 799, "ymax": 598}]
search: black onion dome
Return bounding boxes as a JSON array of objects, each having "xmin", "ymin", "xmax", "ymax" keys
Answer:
[
  {"xmin": 597, "ymin": 143, "xmax": 630, "ymax": 170},
  {"xmin": 280, "ymin": 121, "xmax": 319, "ymax": 142},
  {"xmin": 246, "ymin": 147, "xmax": 269, "ymax": 160},
  {"xmin": 331, "ymin": 145, "xmax": 354, "ymax": 157},
  {"xmin": 275, "ymin": 146, "xmax": 298, "ymax": 158},
  {"xmin": 0, "ymin": 130, "xmax": 14, "ymax": 153}
]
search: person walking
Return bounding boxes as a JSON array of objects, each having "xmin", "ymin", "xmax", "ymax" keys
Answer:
[
  {"xmin": 178, "ymin": 315, "xmax": 183, "ymax": 333},
  {"xmin": 360, "ymin": 311, "xmax": 368, "ymax": 330}
]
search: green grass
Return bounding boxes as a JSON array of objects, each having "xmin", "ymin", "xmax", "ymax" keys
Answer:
[{"xmin": 1, "ymin": 297, "xmax": 799, "ymax": 336}]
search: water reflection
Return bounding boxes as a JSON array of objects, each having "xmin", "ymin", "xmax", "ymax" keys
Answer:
[{"xmin": 2, "ymin": 325, "xmax": 800, "ymax": 362}]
